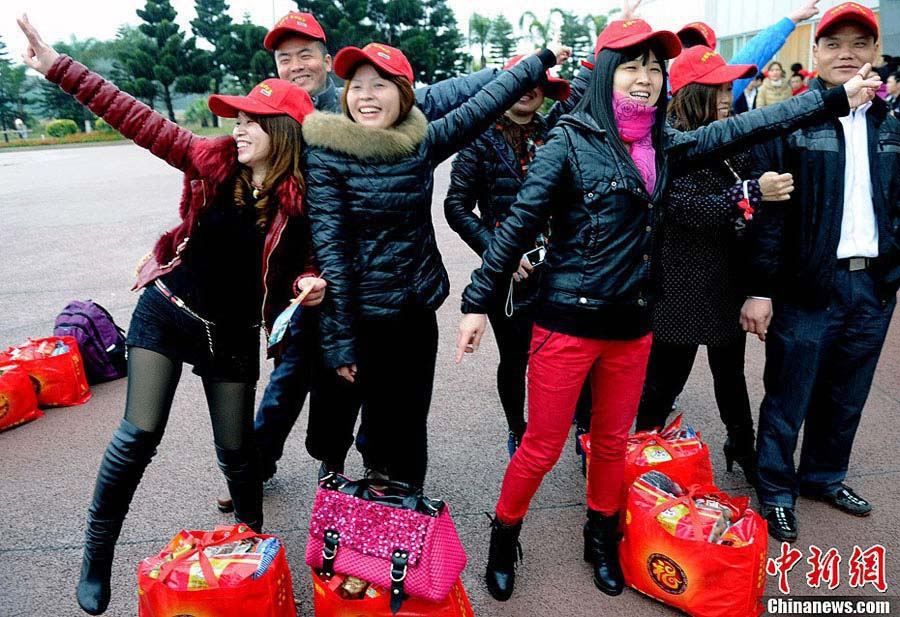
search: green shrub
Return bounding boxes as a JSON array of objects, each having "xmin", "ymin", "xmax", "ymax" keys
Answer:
[
  {"xmin": 46, "ymin": 119, "xmax": 79, "ymax": 138},
  {"xmin": 94, "ymin": 118, "xmax": 113, "ymax": 132}
]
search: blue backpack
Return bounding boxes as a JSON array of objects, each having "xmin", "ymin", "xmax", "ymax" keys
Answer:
[{"xmin": 53, "ymin": 300, "xmax": 127, "ymax": 384}]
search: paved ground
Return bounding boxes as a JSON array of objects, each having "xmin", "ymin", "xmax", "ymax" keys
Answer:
[{"xmin": 1, "ymin": 142, "xmax": 899, "ymax": 616}]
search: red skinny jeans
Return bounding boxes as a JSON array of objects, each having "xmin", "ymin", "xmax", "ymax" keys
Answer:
[{"xmin": 495, "ymin": 325, "xmax": 652, "ymax": 522}]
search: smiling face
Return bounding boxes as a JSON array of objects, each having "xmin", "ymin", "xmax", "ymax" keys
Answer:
[
  {"xmin": 716, "ymin": 82, "xmax": 733, "ymax": 119},
  {"xmin": 814, "ymin": 23, "xmax": 878, "ymax": 87},
  {"xmin": 345, "ymin": 63, "xmax": 402, "ymax": 128},
  {"xmin": 507, "ymin": 85, "xmax": 546, "ymax": 122},
  {"xmin": 275, "ymin": 34, "xmax": 333, "ymax": 96},
  {"xmin": 233, "ymin": 112, "xmax": 272, "ymax": 175},
  {"xmin": 613, "ymin": 49, "xmax": 664, "ymax": 106}
]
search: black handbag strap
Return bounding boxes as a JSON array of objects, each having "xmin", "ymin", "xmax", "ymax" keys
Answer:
[
  {"xmin": 320, "ymin": 475, "xmax": 445, "ymax": 516},
  {"xmin": 389, "ymin": 549, "xmax": 409, "ymax": 614},
  {"xmin": 320, "ymin": 529, "xmax": 340, "ymax": 578}
]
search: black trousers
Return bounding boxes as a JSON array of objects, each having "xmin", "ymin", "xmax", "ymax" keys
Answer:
[
  {"xmin": 635, "ymin": 335, "xmax": 752, "ymax": 433},
  {"xmin": 487, "ymin": 311, "xmax": 532, "ymax": 436},
  {"xmin": 352, "ymin": 309, "xmax": 438, "ymax": 487}
]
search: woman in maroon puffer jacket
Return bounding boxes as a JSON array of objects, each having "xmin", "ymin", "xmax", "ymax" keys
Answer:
[{"xmin": 19, "ymin": 16, "xmax": 324, "ymax": 615}]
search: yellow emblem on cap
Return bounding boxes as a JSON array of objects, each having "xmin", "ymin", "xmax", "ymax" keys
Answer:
[{"xmin": 258, "ymin": 84, "xmax": 273, "ymax": 97}]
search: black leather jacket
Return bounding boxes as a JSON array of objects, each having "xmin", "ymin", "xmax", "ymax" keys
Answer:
[
  {"xmin": 461, "ymin": 86, "xmax": 849, "ymax": 340},
  {"xmin": 305, "ymin": 52, "xmax": 556, "ymax": 368},
  {"xmin": 748, "ymin": 79, "xmax": 900, "ymax": 307}
]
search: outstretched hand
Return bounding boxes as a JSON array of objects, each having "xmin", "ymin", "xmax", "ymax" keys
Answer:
[
  {"xmin": 843, "ymin": 63, "xmax": 881, "ymax": 108},
  {"xmin": 788, "ymin": 0, "xmax": 820, "ymax": 24},
  {"xmin": 622, "ymin": 0, "xmax": 643, "ymax": 20},
  {"xmin": 17, "ymin": 14, "xmax": 58, "ymax": 76},
  {"xmin": 456, "ymin": 313, "xmax": 487, "ymax": 363},
  {"xmin": 546, "ymin": 38, "xmax": 572, "ymax": 66}
]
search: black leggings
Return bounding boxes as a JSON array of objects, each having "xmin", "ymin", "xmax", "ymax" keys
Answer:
[
  {"xmin": 488, "ymin": 311, "xmax": 531, "ymax": 436},
  {"xmin": 124, "ymin": 347, "xmax": 256, "ymax": 450},
  {"xmin": 635, "ymin": 336, "xmax": 752, "ymax": 433}
]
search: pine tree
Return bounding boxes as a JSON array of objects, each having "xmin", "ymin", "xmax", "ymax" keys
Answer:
[
  {"xmin": 0, "ymin": 36, "xmax": 15, "ymax": 131},
  {"xmin": 488, "ymin": 14, "xmax": 515, "ymax": 66},
  {"xmin": 191, "ymin": 0, "xmax": 233, "ymax": 126},
  {"xmin": 468, "ymin": 14, "xmax": 491, "ymax": 70},
  {"xmin": 219, "ymin": 18, "xmax": 274, "ymax": 91}
]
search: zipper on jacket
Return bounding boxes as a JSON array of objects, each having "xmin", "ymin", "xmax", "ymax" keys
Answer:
[{"xmin": 261, "ymin": 214, "xmax": 288, "ymax": 334}]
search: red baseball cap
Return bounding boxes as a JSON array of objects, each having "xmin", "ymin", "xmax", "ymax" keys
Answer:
[
  {"xmin": 333, "ymin": 43, "xmax": 414, "ymax": 83},
  {"xmin": 504, "ymin": 54, "xmax": 571, "ymax": 101},
  {"xmin": 677, "ymin": 21, "xmax": 717, "ymax": 49},
  {"xmin": 669, "ymin": 46, "xmax": 756, "ymax": 94},
  {"xmin": 208, "ymin": 79, "xmax": 315, "ymax": 126},
  {"xmin": 816, "ymin": 2, "xmax": 879, "ymax": 41},
  {"xmin": 264, "ymin": 12, "xmax": 327, "ymax": 51},
  {"xmin": 583, "ymin": 20, "xmax": 682, "ymax": 70}
]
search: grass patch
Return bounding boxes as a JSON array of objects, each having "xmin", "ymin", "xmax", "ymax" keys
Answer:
[{"xmin": 0, "ymin": 123, "xmax": 231, "ymax": 150}]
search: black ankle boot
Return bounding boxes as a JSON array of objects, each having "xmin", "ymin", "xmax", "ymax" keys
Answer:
[
  {"xmin": 215, "ymin": 445, "xmax": 263, "ymax": 533},
  {"xmin": 723, "ymin": 424, "xmax": 757, "ymax": 487},
  {"xmin": 77, "ymin": 419, "xmax": 161, "ymax": 615},
  {"xmin": 583, "ymin": 509, "xmax": 624, "ymax": 596},
  {"xmin": 485, "ymin": 516, "xmax": 523, "ymax": 601}
]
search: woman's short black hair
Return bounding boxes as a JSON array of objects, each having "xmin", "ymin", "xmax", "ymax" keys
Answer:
[{"xmin": 574, "ymin": 42, "xmax": 669, "ymax": 191}]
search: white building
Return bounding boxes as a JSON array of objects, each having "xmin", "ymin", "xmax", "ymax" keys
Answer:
[{"xmin": 636, "ymin": 0, "xmax": 881, "ymax": 70}]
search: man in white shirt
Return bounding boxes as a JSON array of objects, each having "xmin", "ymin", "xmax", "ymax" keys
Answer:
[{"xmin": 742, "ymin": 2, "xmax": 899, "ymax": 543}]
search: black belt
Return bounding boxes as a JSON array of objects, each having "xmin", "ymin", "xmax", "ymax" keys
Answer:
[{"xmin": 837, "ymin": 257, "xmax": 872, "ymax": 272}]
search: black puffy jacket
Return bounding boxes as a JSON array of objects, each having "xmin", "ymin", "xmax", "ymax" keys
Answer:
[
  {"xmin": 461, "ymin": 86, "xmax": 849, "ymax": 340},
  {"xmin": 305, "ymin": 52, "xmax": 556, "ymax": 368},
  {"xmin": 444, "ymin": 65, "xmax": 590, "ymax": 313},
  {"xmin": 748, "ymin": 79, "xmax": 900, "ymax": 308}
]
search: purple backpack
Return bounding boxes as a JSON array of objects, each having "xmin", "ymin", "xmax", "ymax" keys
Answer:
[{"xmin": 54, "ymin": 300, "xmax": 127, "ymax": 384}]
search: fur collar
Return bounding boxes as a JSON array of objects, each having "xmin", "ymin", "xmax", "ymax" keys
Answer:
[{"xmin": 302, "ymin": 107, "xmax": 428, "ymax": 161}]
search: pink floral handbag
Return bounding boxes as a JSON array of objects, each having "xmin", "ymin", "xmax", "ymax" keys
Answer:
[{"xmin": 305, "ymin": 475, "xmax": 467, "ymax": 614}]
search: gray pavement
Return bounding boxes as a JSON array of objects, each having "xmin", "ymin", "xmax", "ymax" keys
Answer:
[{"xmin": 1, "ymin": 142, "xmax": 899, "ymax": 616}]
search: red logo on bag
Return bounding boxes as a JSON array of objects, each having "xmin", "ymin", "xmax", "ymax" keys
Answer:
[{"xmin": 648, "ymin": 553, "xmax": 687, "ymax": 595}]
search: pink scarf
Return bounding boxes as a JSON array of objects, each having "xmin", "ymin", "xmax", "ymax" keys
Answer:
[{"xmin": 612, "ymin": 91, "xmax": 657, "ymax": 195}]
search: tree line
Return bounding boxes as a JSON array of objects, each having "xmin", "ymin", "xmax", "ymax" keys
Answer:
[{"xmin": 0, "ymin": 0, "xmax": 618, "ymax": 133}]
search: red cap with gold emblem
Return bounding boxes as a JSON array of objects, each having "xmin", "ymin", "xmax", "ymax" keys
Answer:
[
  {"xmin": 582, "ymin": 19, "xmax": 682, "ymax": 70},
  {"xmin": 334, "ymin": 43, "xmax": 415, "ymax": 83},
  {"xmin": 264, "ymin": 12, "xmax": 327, "ymax": 51},
  {"xmin": 816, "ymin": 2, "xmax": 879, "ymax": 41},
  {"xmin": 208, "ymin": 79, "xmax": 315, "ymax": 125},
  {"xmin": 669, "ymin": 46, "xmax": 757, "ymax": 94},
  {"xmin": 677, "ymin": 21, "xmax": 717, "ymax": 49}
]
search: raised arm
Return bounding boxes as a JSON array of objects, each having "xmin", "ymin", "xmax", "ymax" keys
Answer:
[
  {"xmin": 731, "ymin": 0, "xmax": 820, "ymax": 100},
  {"xmin": 444, "ymin": 142, "xmax": 493, "ymax": 255},
  {"xmin": 667, "ymin": 70, "xmax": 879, "ymax": 163},
  {"xmin": 545, "ymin": 61, "xmax": 591, "ymax": 128},
  {"xmin": 415, "ymin": 68, "xmax": 499, "ymax": 121},
  {"xmin": 19, "ymin": 16, "xmax": 210, "ymax": 175},
  {"xmin": 427, "ymin": 49, "xmax": 564, "ymax": 163}
]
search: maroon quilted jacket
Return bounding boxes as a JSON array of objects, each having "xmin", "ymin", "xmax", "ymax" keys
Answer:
[{"xmin": 46, "ymin": 55, "xmax": 316, "ymax": 335}]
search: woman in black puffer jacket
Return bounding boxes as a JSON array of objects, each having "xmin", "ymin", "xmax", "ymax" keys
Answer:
[
  {"xmin": 304, "ymin": 42, "xmax": 568, "ymax": 488},
  {"xmin": 456, "ymin": 19, "xmax": 874, "ymax": 602},
  {"xmin": 443, "ymin": 56, "xmax": 586, "ymax": 457}
]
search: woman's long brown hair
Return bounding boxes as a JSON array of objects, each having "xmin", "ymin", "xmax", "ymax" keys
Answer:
[
  {"xmin": 233, "ymin": 114, "xmax": 305, "ymax": 230},
  {"xmin": 668, "ymin": 82, "xmax": 720, "ymax": 132}
]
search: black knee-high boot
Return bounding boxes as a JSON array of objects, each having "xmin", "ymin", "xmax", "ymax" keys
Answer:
[
  {"xmin": 215, "ymin": 445, "xmax": 263, "ymax": 533},
  {"xmin": 583, "ymin": 509, "xmax": 624, "ymax": 596},
  {"xmin": 77, "ymin": 419, "xmax": 162, "ymax": 615}
]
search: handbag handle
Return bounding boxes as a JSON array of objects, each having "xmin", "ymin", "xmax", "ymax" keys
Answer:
[{"xmin": 320, "ymin": 475, "xmax": 444, "ymax": 516}]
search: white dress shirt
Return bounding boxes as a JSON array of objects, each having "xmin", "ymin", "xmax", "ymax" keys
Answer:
[{"xmin": 836, "ymin": 101, "xmax": 879, "ymax": 259}]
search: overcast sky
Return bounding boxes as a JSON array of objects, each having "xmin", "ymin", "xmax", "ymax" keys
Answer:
[{"xmin": 1, "ymin": 0, "xmax": 620, "ymax": 62}]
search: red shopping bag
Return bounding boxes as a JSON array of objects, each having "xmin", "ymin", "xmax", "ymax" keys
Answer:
[
  {"xmin": 0, "ymin": 336, "xmax": 91, "ymax": 407},
  {"xmin": 619, "ymin": 473, "xmax": 768, "ymax": 617},
  {"xmin": 311, "ymin": 570, "xmax": 473, "ymax": 617},
  {"xmin": 0, "ymin": 364, "xmax": 43, "ymax": 431},
  {"xmin": 138, "ymin": 524, "xmax": 297, "ymax": 617},
  {"xmin": 579, "ymin": 414, "xmax": 714, "ymax": 503}
]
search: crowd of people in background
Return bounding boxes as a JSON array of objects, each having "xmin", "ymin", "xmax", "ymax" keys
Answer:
[{"xmin": 13, "ymin": 0, "xmax": 900, "ymax": 612}]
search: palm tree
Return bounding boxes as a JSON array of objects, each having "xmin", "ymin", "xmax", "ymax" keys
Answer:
[
  {"xmin": 518, "ymin": 9, "xmax": 566, "ymax": 49},
  {"xmin": 468, "ymin": 13, "xmax": 492, "ymax": 70}
]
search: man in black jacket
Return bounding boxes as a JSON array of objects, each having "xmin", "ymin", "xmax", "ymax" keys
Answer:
[{"xmin": 742, "ymin": 2, "xmax": 899, "ymax": 542}]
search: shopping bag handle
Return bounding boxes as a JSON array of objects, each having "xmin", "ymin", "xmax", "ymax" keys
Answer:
[
  {"xmin": 156, "ymin": 525, "xmax": 259, "ymax": 589},
  {"xmin": 625, "ymin": 433, "xmax": 680, "ymax": 466},
  {"xmin": 648, "ymin": 484, "xmax": 721, "ymax": 543}
]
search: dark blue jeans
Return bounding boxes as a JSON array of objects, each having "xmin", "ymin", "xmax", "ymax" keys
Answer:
[
  {"xmin": 756, "ymin": 269, "xmax": 895, "ymax": 507},
  {"xmin": 253, "ymin": 308, "xmax": 362, "ymax": 477}
]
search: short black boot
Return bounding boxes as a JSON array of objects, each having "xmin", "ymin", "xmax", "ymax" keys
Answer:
[
  {"xmin": 723, "ymin": 423, "xmax": 757, "ymax": 487},
  {"xmin": 485, "ymin": 515, "xmax": 523, "ymax": 601},
  {"xmin": 77, "ymin": 419, "xmax": 162, "ymax": 615},
  {"xmin": 583, "ymin": 509, "xmax": 624, "ymax": 596},
  {"xmin": 215, "ymin": 445, "xmax": 263, "ymax": 533}
]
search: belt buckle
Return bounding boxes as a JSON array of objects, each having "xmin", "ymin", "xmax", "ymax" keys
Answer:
[{"xmin": 849, "ymin": 257, "xmax": 867, "ymax": 272}]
